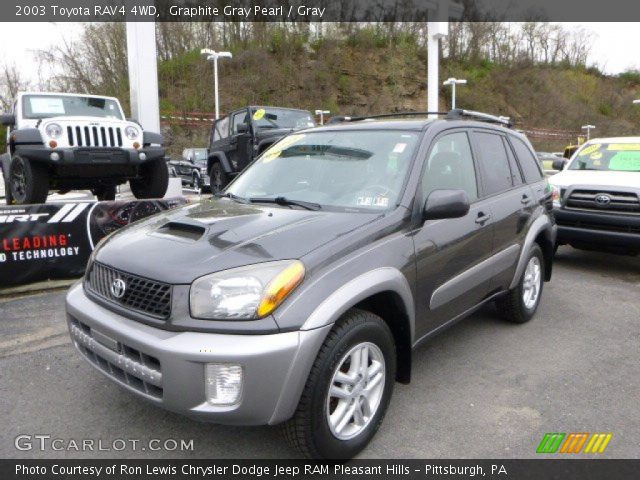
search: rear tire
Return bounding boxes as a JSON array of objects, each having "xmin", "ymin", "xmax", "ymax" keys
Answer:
[
  {"xmin": 496, "ymin": 244, "xmax": 544, "ymax": 324},
  {"xmin": 284, "ymin": 309, "xmax": 396, "ymax": 459},
  {"xmin": 8, "ymin": 155, "xmax": 49, "ymax": 205},
  {"xmin": 210, "ymin": 162, "xmax": 228, "ymax": 194},
  {"xmin": 130, "ymin": 159, "xmax": 168, "ymax": 199}
]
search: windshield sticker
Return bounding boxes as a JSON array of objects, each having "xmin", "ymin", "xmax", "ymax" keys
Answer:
[
  {"xmin": 392, "ymin": 143, "xmax": 407, "ymax": 154},
  {"xmin": 373, "ymin": 196, "xmax": 389, "ymax": 207},
  {"xmin": 579, "ymin": 144, "xmax": 601, "ymax": 157},
  {"xmin": 356, "ymin": 196, "xmax": 389, "ymax": 207},
  {"xmin": 607, "ymin": 143, "xmax": 640, "ymax": 151},
  {"xmin": 30, "ymin": 98, "xmax": 65, "ymax": 115},
  {"xmin": 590, "ymin": 151, "xmax": 603, "ymax": 160},
  {"xmin": 252, "ymin": 108, "xmax": 266, "ymax": 121},
  {"xmin": 609, "ymin": 152, "xmax": 640, "ymax": 171}
]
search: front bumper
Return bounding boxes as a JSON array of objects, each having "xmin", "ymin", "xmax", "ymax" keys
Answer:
[
  {"xmin": 554, "ymin": 208, "xmax": 640, "ymax": 249},
  {"xmin": 16, "ymin": 145, "xmax": 165, "ymax": 166},
  {"xmin": 65, "ymin": 283, "xmax": 330, "ymax": 425}
]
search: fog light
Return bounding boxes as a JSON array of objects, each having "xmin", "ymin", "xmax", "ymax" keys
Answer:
[
  {"xmin": 50, "ymin": 152, "xmax": 60, "ymax": 161},
  {"xmin": 133, "ymin": 141, "xmax": 140, "ymax": 149},
  {"xmin": 205, "ymin": 363, "xmax": 243, "ymax": 406},
  {"xmin": 139, "ymin": 152, "xmax": 147, "ymax": 161},
  {"xmin": 49, "ymin": 140, "xmax": 58, "ymax": 148}
]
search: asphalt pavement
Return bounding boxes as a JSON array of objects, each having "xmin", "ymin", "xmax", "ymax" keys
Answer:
[{"xmin": 1, "ymin": 246, "xmax": 638, "ymax": 459}]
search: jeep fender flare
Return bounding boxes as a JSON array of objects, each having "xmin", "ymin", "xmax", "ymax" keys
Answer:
[
  {"xmin": 509, "ymin": 215, "xmax": 557, "ymax": 289},
  {"xmin": 142, "ymin": 131, "xmax": 163, "ymax": 147},
  {"xmin": 301, "ymin": 267, "xmax": 416, "ymax": 342},
  {"xmin": 10, "ymin": 128, "xmax": 44, "ymax": 148},
  {"xmin": 207, "ymin": 152, "xmax": 233, "ymax": 174}
]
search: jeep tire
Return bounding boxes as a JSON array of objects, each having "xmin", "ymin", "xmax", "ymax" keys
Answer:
[
  {"xmin": 210, "ymin": 161, "xmax": 228, "ymax": 194},
  {"xmin": 284, "ymin": 309, "xmax": 396, "ymax": 459},
  {"xmin": 93, "ymin": 185, "xmax": 117, "ymax": 201},
  {"xmin": 130, "ymin": 158, "xmax": 169, "ymax": 199},
  {"xmin": 496, "ymin": 244, "xmax": 544, "ymax": 324},
  {"xmin": 8, "ymin": 155, "xmax": 49, "ymax": 205}
]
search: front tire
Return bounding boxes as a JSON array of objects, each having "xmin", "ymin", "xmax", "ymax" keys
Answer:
[
  {"xmin": 8, "ymin": 155, "xmax": 49, "ymax": 205},
  {"xmin": 496, "ymin": 244, "xmax": 544, "ymax": 324},
  {"xmin": 284, "ymin": 309, "xmax": 396, "ymax": 459},
  {"xmin": 130, "ymin": 158, "xmax": 169, "ymax": 199}
]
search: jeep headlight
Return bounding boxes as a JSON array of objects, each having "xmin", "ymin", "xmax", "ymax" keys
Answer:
[
  {"xmin": 190, "ymin": 260, "xmax": 305, "ymax": 320},
  {"xmin": 125, "ymin": 126, "xmax": 139, "ymax": 140},
  {"xmin": 45, "ymin": 123, "xmax": 62, "ymax": 138}
]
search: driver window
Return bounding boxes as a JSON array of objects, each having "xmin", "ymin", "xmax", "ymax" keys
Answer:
[
  {"xmin": 422, "ymin": 132, "xmax": 478, "ymax": 202},
  {"xmin": 232, "ymin": 112, "xmax": 247, "ymax": 134}
]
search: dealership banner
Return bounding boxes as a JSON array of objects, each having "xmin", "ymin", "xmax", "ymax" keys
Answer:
[
  {"xmin": 0, "ymin": 198, "xmax": 188, "ymax": 289},
  {"xmin": 2, "ymin": 459, "xmax": 640, "ymax": 480}
]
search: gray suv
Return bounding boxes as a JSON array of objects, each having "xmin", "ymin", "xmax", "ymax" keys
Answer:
[{"xmin": 65, "ymin": 110, "xmax": 556, "ymax": 459}]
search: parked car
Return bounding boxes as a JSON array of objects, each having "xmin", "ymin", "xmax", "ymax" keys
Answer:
[
  {"xmin": 66, "ymin": 109, "xmax": 555, "ymax": 459},
  {"xmin": 206, "ymin": 106, "xmax": 316, "ymax": 192},
  {"xmin": 0, "ymin": 92, "xmax": 167, "ymax": 205},
  {"xmin": 549, "ymin": 137, "xmax": 640, "ymax": 255},
  {"xmin": 536, "ymin": 151, "xmax": 562, "ymax": 174},
  {"xmin": 168, "ymin": 148, "xmax": 210, "ymax": 191}
]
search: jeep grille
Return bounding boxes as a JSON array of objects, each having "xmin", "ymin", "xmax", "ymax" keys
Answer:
[
  {"xmin": 67, "ymin": 125, "xmax": 123, "ymax": 147},
  {"xmin": 85, "ymin": 262, "xmax": 172, "ymax": 319}
]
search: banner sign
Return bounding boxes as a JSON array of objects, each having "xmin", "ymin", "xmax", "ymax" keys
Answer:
[{"xmin": 0, "ymin": 198, "xmax": 188, "ymax": 289}]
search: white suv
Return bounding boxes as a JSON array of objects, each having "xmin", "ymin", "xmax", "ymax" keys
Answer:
[
  {"xmin": 1, "ymin": 92, "xmax": 167, "ymax": 205},
  {"xmin": 549, "ymin": 137, "xmax": 640, "ymax": 255}
]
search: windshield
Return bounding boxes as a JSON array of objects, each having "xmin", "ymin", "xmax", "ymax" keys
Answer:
[
  {"xmin": 226, "ymin": 130, "xmax": 420, "ymax": 211},
  {"xmin": 570, "ymin": 142, "xmax": 640, "ymax": 172},
  {"xmin": 193, "ymin": 149, "xmax": 208, "ymax": 161},
  {"xmin": 250, "ymin": 107, "xmax": 315, "ymax": 130},
  {"xmin": 22, "ymin": 95, "xmax": 123, "ymax": 120}
]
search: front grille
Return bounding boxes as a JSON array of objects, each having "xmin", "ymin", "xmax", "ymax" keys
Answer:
[
  {"xmin": 67, "ymin": 125, "xmax": 123, "ymax": 147},
  {"xmin": 69, "ymin": 316, "xmax": 163, "ymax": 399},
  {"xmin": 86, "ymin": 262, "xmax": 172, "ymax": 319},
  {"xmin": 565, "ymin": 189, "xmax": 640, "ymax": 214}
]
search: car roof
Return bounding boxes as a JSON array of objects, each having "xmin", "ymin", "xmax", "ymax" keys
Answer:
[
  {"xmin": 311, "ymin": 117, "xmax": 516, "ymax": 133},
  {"xmin": 583, "ymin": 137, "xmax": 640, "ymax": 143},
  {"xmin": 248, "ymin": 106, "xmax": 311, "ymax": 113},
  {"xmin": 19, "ymin": 91, "xmax": 119, "ymax": 102}
]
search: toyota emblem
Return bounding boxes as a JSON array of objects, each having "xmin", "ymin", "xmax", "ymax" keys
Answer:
[
  {"xmin": 110, "ymin": 278, "xmax": 126, "ymax": 299},
  {"xmin": 594, "ymin": 194, "xmax": 611, "ymax": 206}
]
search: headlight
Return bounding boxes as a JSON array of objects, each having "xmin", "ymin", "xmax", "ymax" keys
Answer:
[
  {"xmin": 551, "ymin": 185, "xmax": 561, "ymax": 206},
  {"xmin": 125, "ymin": 126, "xmax": 139, "ymax": 140},
  {"xmin": 190, "ymin": 260, "xmax": 305, "ymax": 320},
  {"xmin": 45, "ymin": 123, "xmax": 62, "ymax": 138}
]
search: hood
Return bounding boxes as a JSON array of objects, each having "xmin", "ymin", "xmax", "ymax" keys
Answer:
[
  {"xmin": 95, "ymin": 199, "xmax": 380, "ymax": 284},
  {"xmin": 550, "ymin": 170, "xmax": 640, "ymax": 189}
]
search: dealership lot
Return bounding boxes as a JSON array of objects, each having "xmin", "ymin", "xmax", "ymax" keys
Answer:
[{"xmin": 1, "ymin": 246, "xmax": 638, "ymax": 459}]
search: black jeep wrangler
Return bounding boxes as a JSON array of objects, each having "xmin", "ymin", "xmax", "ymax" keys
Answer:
[{"xmin": 206, "ymin": 106, "xmax": 315, "ymax": 192}]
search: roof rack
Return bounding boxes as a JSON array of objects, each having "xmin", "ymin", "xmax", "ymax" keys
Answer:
[
  {"xmin": 445, "ymin": 109, "xmax": 513, "ymax": 128},
  {"xmin": 325, "ymin": 109, "xmax": 514, "ymax": 128}
]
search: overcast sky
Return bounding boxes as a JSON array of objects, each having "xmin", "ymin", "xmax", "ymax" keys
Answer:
[{"xmin": 1, "ymin": 22, "xmax": 639, "ymax": 87}]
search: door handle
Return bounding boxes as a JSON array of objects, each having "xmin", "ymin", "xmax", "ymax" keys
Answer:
[
  {"xmin": 521, "ymin": 194, "xmax": 531, "ymax": 205},
  {"xmin": 475, "ymin": 213, "xmax": 492, "ymax": 225}
]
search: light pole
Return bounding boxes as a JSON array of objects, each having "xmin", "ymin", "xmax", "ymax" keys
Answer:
[
  {"xmin": 315, "ymin": 109, "xmax": 330, "ymax": 125},
  {"xmin": 443, "ymin": 78, "xmax": 467, "ymax": 110},
  {"xmin": 581, "ymin": 124, "xmax": 595, "ymax": 141},
  {"xmin": 201, "ymin": 49, "xmax": 233, "ymax": 120}
]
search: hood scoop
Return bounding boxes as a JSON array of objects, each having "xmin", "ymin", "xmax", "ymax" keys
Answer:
[{"xmin": 154, "ymin": 221, "xmax": 206, "ymax": 241}]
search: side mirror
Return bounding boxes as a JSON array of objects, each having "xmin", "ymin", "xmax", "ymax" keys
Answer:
[
  {"xmin": 552, "ymin": 159, "xmax": 567, "ymax": 171},
  {"xmin": 236, "ymin": 123, "xmax": 249, "ymax": 134},
  {"xmin": 0, "ymin": 114, "xmax": 15, "ymax": 126},
  {"xmin": 423, "ymin": 189, "xmax": 470, "ymax": 221}
]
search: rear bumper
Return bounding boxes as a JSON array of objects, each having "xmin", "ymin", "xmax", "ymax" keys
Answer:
[
  {"xmin": 65, "ymin": 283, "xmax": 330, "ymax": 425},
  {"xmin": 554, "ymin": 208, "xmax": 640, "ymax": 249}
]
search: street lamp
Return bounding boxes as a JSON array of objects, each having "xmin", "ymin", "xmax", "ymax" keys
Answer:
[
  {"xmin": 581, "ymin": 124, "xmax": 595, "ymax": 141},
  {"xmin": 315, "ymin": 109, "xmax": 330, "ymax": 125},
  {"xmin": 201, "ymin": 48, "xmax": 233, "ymax": 120},
  {"xmin": 443, "ymin": 77, "xmax": 467, "ymax": 110}
]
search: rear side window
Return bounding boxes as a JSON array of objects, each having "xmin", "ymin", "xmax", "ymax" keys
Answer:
[
  {"xmin": 422, "ymin": 132, "xmax": 478, "ymax": 202},
  {"xmin": 473, "ymin": 132, "xmax": 514, "ymax": 196},
  {"xmin": 510, "ymin": 137, "xmax": 543, "ymax": 183}
]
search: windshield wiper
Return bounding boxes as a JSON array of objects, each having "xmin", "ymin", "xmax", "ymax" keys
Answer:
[
  {"xmin": 249, "ymin": 196, "xmax": 322, "ymax": 211},
  {"xmin": 214, "ymin": 192, "xmax": 248, "ymax": 203}
]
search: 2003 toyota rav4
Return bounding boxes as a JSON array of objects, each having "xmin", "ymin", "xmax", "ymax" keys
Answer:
[{"xmin": 66, "ymin": 110, "xmax": 556, "ymax": 459}]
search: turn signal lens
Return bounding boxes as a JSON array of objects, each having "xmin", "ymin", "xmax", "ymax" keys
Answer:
[
  {"xmin": 133, "ymin": 142, "xmax": 141, "ymax": 149},
  {"xmin": 256, "ymin": 261, "xmax": 305, "ymax": 317},
  {"xmin": 49, "ymin": 140, "xmax": 58, "ymax": 148}
]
